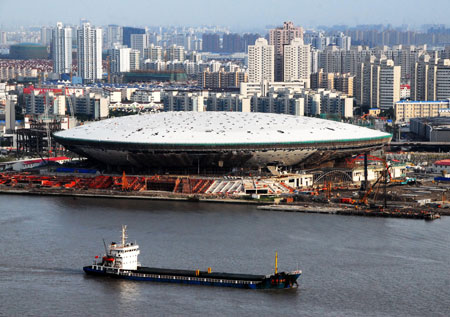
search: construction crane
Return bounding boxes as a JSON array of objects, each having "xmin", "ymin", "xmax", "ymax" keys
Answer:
[
  {"xmin": 359, "ymin": 169, "xmax": 388, "ymax": 207},
  {"xmin": 378, "ymin": 158, "xmax": 415, "ymax": 185}
]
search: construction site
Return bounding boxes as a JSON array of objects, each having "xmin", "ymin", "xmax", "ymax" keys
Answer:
[
  {"xmin": 1, "ymin": 109, "xmax": 448, "ymax": 220},
  {"xmin": 0, "ymin": 152, "xmax": 448, "ymax": 220}
]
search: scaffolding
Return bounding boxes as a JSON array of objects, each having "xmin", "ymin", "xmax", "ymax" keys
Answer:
[{"xmin": 15, "ymin": 121, "xmax": 62, "ymax": 157}]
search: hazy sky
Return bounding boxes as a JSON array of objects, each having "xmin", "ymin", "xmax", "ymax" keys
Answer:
[{"xmin": 1, "ymin": 0, "xmax": 449, "ymax": 30}]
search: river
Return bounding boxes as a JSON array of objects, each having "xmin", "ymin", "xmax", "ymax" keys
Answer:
[{"xmin": 1, "ymin": 195, "xmax": 449, "ymax": 316}]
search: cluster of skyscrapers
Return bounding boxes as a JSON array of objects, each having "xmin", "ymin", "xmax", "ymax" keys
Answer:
[
  {"xmin": 411, "ymin": 52, "xmax": 450, "ymax": 101},
  {"xmin": 248, "ymin": 22, "xmax": 311, "ymax": 86},
  {"xmin": 51, "ymin": 22, "xmax": 102, "ymax": 82},
  {"xmin": 5, "ymin": 19, "xmax": 450, "ymax": 125}
]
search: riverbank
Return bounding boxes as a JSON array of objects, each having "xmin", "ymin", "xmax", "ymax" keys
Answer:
[
  {"xmin": 258, "ymin": 204, "xmax": 443, "ymax": 220},
  {"xmin": 0, "ymin": 187, "xmax": 268, "ymax": 205},
  {"xmin": 0, "ymin": 186, "xmax": 445, "ymax": 219}
]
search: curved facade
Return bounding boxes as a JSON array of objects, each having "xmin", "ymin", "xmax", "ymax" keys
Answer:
[{"xmin": 54, "ymin": 112, "xmax": 392, "ymax": 169}]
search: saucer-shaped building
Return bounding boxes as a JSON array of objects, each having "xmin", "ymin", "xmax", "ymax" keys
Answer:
[{"xmin": 53, "ymin": 112, "xmax": 391, "ymax": 170}]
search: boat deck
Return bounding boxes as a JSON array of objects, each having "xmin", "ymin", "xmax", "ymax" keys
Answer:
[{"xmin": 137, "ymin": 266, "xmax": 266, "ymax": 281}]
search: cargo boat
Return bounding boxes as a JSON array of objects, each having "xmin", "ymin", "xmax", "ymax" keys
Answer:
[{"xmin": 83, "ymin": 226, "xmax": 301, "ymax": 289}]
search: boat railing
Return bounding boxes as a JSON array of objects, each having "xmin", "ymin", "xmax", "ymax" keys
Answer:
[{"xmin": 124, "ymin": 272, "xmax": 258, "ymax": 284}]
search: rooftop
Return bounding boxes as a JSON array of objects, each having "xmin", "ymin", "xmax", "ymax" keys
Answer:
[
  {"xmin": 396, "ymin": 100, "xmax": 450, "ymax": 104},
  {"xmin": 411, "ymin": 117, "xmax": 450, "ymax": 129},
  {"xmin": 55, "ymin": 112, "xmax": 391, "ymax": 146},
  {"xmin": 435, "ymin": 159, "xmax": 450, "ymax": 166}
]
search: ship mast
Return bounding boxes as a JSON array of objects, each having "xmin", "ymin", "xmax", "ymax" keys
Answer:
[
  {"xmin": 103, "ymin": 239, "xmax": 108, "ymax": 255},
  {"xmin": 275, "ymin": 251, "xmax": 278, "ymax": 274},
  {"xmin": 121, "ymin": 225, "xmax": 127, "ymax": 247}
]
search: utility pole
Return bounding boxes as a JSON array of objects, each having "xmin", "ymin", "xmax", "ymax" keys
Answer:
[
  {"xmin": 364, "ymin": 153, "xmax": 368, "ymax": 191},
  {"xmin": 383, "ymin": 168, "xmax": 387, "ymax": 209}
]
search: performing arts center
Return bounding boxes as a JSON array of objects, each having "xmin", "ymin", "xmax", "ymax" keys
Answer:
[{"xmin": 54, "ymin": 112, "xmax": 392, "ymax": 171}]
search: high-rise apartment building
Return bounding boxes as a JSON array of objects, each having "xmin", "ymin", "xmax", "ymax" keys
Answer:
[
  {"xmin": 130, "ymin": 49, "xmax": 140, "ymax": 71},
  {"xmin": 311, "ymin": 33, "xmax": 330, "ymax": 50},
  {"xmin": 374, "ymin": 59, "xmax": 401, "ymax": 110},
  {"xmin": 166, "ymin": 45, "xmax": 185, "ymax": 62},
  {"xmin": 0, "ymin": 31, "xmax": 7, "ymax": 45},
  {"xmin": 318, "ymin": 46, "xmax": 342, "ymax": 74},
  {"xmin": 269, "ymin": 21, "xmax": 303, "ymax": 82},
  {"xmin": 130, "ymin": 33, "xmax": 148, "ymax": 56},
  {"xmin": 77, "ymin": 22, "xmax": 103, "ymax": 82},
  {"xmin": 316, "ymin": 46, "xmax": 423, "ymax": 82},
  {"xmin": 108, "ymin": 45, "xmax": 131, "ymax": 73},
  {"xmin": 5, "ymin": 95, "xmax": 16, "ymax": 134},
  {"xmin": 435, "ymin": 59, "xmax": 450, "ymax": 100},
  {"xmin": 334, "ymin": 73, "xmax": 354, "ymax": 97},
  {"xmin": 52, "ymin": 22, "xmax": 72, "ymax": 75},
  {"xmin": 341, "ymin": 48, "xmax": 372, "ymax": 75},
  {"xmin": 311, "ymin": 49, "xmax": 319, "ymax": 73},
  {"xmin": 411, "ymin": 56, "xmax": 450, "ymax": 101},
  {"xmin": 199, "ymin": 69, "xmax": 248, "ymax": 89},
  {"xmin": 355, "ymin": 56, "xmax": 374, "ymax": 106},
  {"xmin": 222, "ymin": 33, "xmax": 243, "ymax": 53},
  {"xmin": 144, "ymin": 44, "xmax": 163, "ymax": 61},
  {"xmin": 202, "ymin": 33, "xmax": 220, "ymax": 52},
  {"xmin": 242, "ymin": 33, "xmax": 260, "ymax": 52},
  {"xmin": 397, "ymin": 45, "xmax": 422, "ymax": 80},
  {"xmin": 411, "ymin": 54, "xmax": 434, "ymax": 101},
  {"xmin": 356, "ymin": 57, "xmax": 401, "ymax": 109},
  {"xmin": 122, "ymin": 27, "xmax": 145, "ymax": 47},
  {"xmin": 106, "ymin": 25, "xmax": 122, "ymax": 48},
  {"xmin": 311, "ymin": 70, "xmax": 355, "ymax": 96},
  {"xmin": 335, "ymin": 33, "xmax": 351, "ymax": 50},
  {"xmin": 442, "ymin": 45, "xmax": 450, "ymax": 59},
  {"xmin": 189, "ymin": 51, "xmax": 202, "ymax": 63},
  {"xmin": 311, "ymin": 69, "xmax": 335, "ymax": 90},
  {"xmin": 41, "ymin": 26, "xmax": 53, "ymax": 46},
  {"xmin": 283, "ymin": 38, "xmax": 311, "ymax": 87},
  {"xmin": 248, "ymin": 38, "xmax": 275, "ymax": 83}
]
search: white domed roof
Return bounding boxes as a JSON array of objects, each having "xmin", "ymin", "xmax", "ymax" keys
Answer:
[{"xmin": 54, "ymin": 112, "xmax": 391, "ymax": 145}]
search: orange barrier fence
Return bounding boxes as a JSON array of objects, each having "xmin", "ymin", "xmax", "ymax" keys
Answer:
[{"xmin": 0, "ymin": 173, "xmax": 214, "ymax": 194}]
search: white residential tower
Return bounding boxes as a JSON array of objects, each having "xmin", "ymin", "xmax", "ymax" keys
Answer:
[
  {"xmin": 283, "ymin": 38, "xmax": 311, "ymax": 87},
  {"xmin": 248, "ymin": 38, "xmax": 274, "ymax": 83},
  {"xmin": 77, "ymin": 22, "xmax": 103, "ymax": 82},
  {"xmin": 52, "ymin": 22, "xmax": 72, "ymax": 74}
]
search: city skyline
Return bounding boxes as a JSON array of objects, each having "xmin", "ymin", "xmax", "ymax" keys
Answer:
[{"xmin": 1, "ymin": 0, "xmax": 450, "ymax": 30}]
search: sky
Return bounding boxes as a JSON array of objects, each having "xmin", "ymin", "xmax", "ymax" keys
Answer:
[{"xmin": 1, "ymin": 0, "xmax": 449, "ymax": 31}]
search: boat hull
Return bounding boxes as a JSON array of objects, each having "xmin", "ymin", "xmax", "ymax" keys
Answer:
[{"xmin": 83, "ymin": 266, "xmax": 300, "ymax": 290}]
